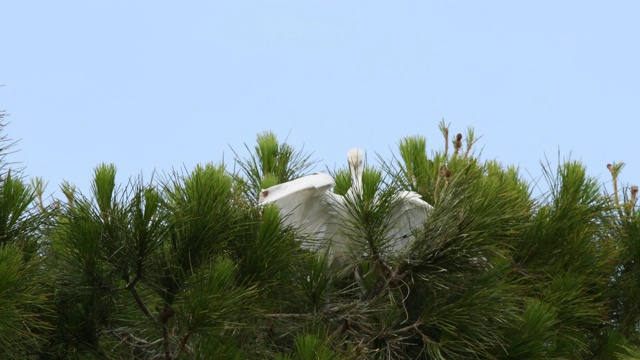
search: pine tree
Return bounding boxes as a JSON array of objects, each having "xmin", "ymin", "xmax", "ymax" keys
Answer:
[
  {"xmin": 1, "ymin": 114, "xmax": 639, "ymax": 358},
  {"xmin": 0, "ymin": 113, "xmax": 52, "ymax": 359}
]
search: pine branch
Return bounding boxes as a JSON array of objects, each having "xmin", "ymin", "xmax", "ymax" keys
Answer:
[
  {"xmin": 158, "ymin": 304, "xmax": 175, "ymax": 360},
  {"xmin": 129, "ymin": 286, "xmax": 156, "ymax": 323},
  {"xmin": 173, "ymin": 332, "xmax": 195, "ymax": 359}
]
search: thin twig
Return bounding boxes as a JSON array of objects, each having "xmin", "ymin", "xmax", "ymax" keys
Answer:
[
  {"xmin": 440, "ymin": 121, "xmax": 449, "ymax": 158},
  {"xmin": 434, "ymin": 163, "xmax": 444, "ymax": 202},
  {"xmin": 263, "ymin": 313, "xmax": 311, "ymax": 318}
]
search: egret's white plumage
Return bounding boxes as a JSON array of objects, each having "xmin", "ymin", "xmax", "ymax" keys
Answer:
[{"xmin": 259, "ymin": 148, "xmax": 433, "ymax": 259}]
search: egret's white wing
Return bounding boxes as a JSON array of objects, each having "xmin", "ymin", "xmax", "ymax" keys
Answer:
[
  {"xmin": 319, "ymin": 192, "xmax": 352, "ymax": 262},
  {"xmin": 387, "ymin": 191, "xmax": 433, "ymax": 252},
  {"xmin": 259, "ymin": 173, "xmax": 337, "ymax": 249},
  {"xmin": 259, "ymin": 173, "xmax": 333, "ymax": 203}
]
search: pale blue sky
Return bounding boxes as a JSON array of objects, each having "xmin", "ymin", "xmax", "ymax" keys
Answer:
[{"xmin": 2, "ymin": 2, "xmax": 638, "ymax": 197}]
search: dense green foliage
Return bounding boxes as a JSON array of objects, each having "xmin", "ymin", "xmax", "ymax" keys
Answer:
[{"xmin": 0, "ymin": 115, "xmax": 639, "ymax": 359}]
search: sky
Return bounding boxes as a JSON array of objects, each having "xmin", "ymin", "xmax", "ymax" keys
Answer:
[{"xmin": 2, "ymin": 2, "xmax": 639, "ymax": 199}]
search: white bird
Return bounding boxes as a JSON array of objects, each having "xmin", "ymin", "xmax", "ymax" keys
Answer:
[{"xmin": 259, "ymin": 148, "xmax": 433, "ymax": 262}]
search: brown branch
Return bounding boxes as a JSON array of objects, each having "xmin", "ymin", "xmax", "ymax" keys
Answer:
[
  {"xmin": 129, "ymin": 286, "xmax": 156, "ymax": 322},
  {"xmin": 158, "ymin": 304, "xmax": 175, "ymax": 360},
  {"xmin": 162, "ymin": 323, "xmax": 171, "ymax": 360},
  {"xmin": 173, "ymin": 332, "xmax": 194, "ymax": 359}
]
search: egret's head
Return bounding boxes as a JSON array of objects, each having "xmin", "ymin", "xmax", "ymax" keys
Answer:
[{"xmin": 347, "ymin": 148, "xmax": 365, "ymax": 180}]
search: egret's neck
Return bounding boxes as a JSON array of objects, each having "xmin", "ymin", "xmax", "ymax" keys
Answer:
[{"xmin": 350, "ymin": 165, "xmax": 364, "ymax": 194}]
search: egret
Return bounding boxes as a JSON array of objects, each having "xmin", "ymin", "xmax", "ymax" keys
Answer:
[{"xmin": 259, "ymin": 148, "xmax": 433, "ymax": 262}]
